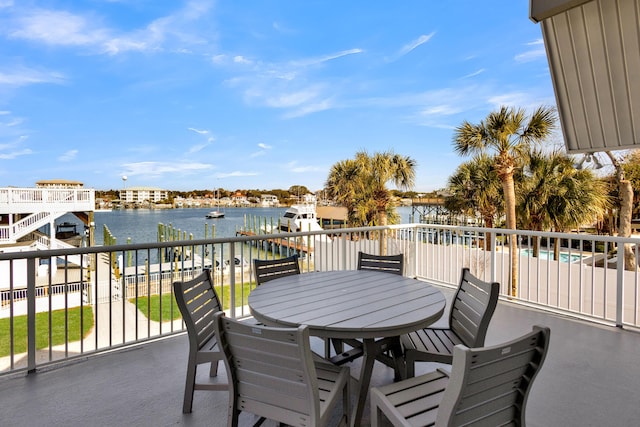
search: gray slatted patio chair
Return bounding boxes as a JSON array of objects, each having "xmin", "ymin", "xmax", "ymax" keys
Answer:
[
  {"xmin": 253, "ymin": 254, "xmax": 300, "ymax": 285},
  {"xmin": 357, "ymin": 251, "xmax": 404, "ymax": 275},
  {"xmin": 401, "ymin": 268, "xmax": 500, "ymax": 377},
  {"xmin": 173, "ymin": 268, "xmax": 228, "ymax": 413},
  {"xmin": 371, "ymin": 325, "xmax": 550, "ymax": 427},
  {"xmin": 213, "ymin": 311, "xmax": 351, "ymax": 427}
]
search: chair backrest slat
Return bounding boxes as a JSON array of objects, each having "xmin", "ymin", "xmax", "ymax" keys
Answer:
[
  {"xmin": 254, "ymin": 254, "xmax": 301, "ymax": 285},
  {"xmin": 357, "ymin": 251, "xmax": 404, "ymax": 275},
  {"xmin": 214, "ymin": 312, "xmax": 320, "ymax": 425},
  {"xmin": 449, "ymin": 268, "xmax": 500, "ymax": 347},
  {"xmin": 436, "ymin": 326, "xmax": 550, "ymax": 427},
  {"xmin": 173, "ymin": 269, "xmax": 222, "ymax": 350}
]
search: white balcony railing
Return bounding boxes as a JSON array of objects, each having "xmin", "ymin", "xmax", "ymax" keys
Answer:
[{"xmin": 1, "ymin": 223, "xmax": 639, "ymax": 376}]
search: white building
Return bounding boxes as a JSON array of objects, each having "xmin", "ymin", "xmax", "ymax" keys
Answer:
[
  {"xmin": 260, "ymin": 194, "xmax": 279, "ymax": 207},
  {"xmin": 119, "ymin": 187, "xmax": 168, "ymax": 204}
]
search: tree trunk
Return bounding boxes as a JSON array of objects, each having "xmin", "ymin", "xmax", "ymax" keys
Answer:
[
  {"xmin": 619, "ymin": 179, "xmax": 636, "ymax": 271},
  {"xmin": 501, "ymin": 173, "xmax": 518, "ymax": 297},
  {"xmin": 483, "ymin": 217, "xmax": 494, "ymax": 251},
  {"xmin": 605, "ymin": 151, "xmax": 636, "ymax": 271}
]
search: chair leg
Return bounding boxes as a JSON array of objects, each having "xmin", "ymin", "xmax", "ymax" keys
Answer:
[
  {"xmin": 209, "ymin": 358, "xmax": 219, "ymax": 376},
  {"xmin": 343, "ymin": 373, "xmax": 351, "ymax": 427},
  {"xmin": 332, "ymin": 338, "xmax": 344, "ymax": 355},
  {"xmin": 405, "ymin": 353, "xmax": 416, "ymax": 378},
  {"xmin": 389, "ymin": 337, "xmax": 405, "ymax": 380},
  {"xmin": 183, "ymin": 356, "xmax": 197, "ymax": 413}
]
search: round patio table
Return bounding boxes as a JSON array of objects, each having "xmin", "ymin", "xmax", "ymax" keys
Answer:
[{"xmin": 248, "ymin": 270, "xmax": 446, "ymax": 427}]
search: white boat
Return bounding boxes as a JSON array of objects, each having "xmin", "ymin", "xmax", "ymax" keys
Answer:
[
  {"xmin": 277, "ymin": 203, "xmax": 323, "ymax": 232},
  {"xmin": 206, "ymin": 210, "xmax": 225, "ymax": 219}
]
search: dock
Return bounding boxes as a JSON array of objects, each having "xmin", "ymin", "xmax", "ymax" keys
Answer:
[{"xmin": 236, "ymin": 230, "xmax": 313, "ymax": 255}]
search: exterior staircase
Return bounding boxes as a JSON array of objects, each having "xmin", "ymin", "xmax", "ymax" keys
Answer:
[{"xmin": 0, "ymin": 187, "xmax": 94, "ymax": 245}]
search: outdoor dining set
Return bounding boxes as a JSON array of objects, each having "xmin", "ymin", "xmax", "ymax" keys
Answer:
[{"xmin": 173, "ymin": 251, "xmax": 551, "ymax": 427}]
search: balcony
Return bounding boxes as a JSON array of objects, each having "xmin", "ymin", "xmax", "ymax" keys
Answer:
[{"xmin": 1, "ymin": 224, "xmax": 640, "ymax": 425}]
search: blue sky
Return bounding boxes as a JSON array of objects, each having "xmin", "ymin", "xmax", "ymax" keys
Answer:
[{"xmin": 0, "ymin": 0, "xmax": 558, "ymax": 192}]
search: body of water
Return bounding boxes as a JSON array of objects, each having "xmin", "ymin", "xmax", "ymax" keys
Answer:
[{"xmin": 84, "ymin": 206, "xmax": 415, "ymax": 246}]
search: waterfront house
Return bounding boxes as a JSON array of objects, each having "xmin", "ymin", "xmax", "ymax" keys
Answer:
[{"xmin": 260, "ymin": 194, "xmax": 279, "ymax": 207}]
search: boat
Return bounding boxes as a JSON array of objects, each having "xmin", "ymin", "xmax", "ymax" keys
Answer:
[
  {"xmin": 206, "ymin": 188, "xmax": 225, "ymax": 218},
  {"xmin": 55, "ymin": 222, "xmax": 84, "ymax": 246},
  {"xmin": 205, "ymin": 210, "xmax": 225, "ymax": 219},
  {"xmin": 277, "ymin": 203, "xmax": 323, "ymax": 232}
]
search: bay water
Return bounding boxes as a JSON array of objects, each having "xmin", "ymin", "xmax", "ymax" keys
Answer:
[{"xmin": 89, "ymin": 206, "xmax": 414, "ymax": 245}]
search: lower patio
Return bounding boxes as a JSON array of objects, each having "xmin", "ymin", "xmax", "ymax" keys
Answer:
[{"xmin": 1, "ymin": 286, "xmax": 639, "ymax": 427}]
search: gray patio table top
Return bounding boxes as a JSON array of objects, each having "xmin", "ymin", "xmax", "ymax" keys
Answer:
[{"xmin": 248, "ymin": 270, "xmax": 446, "ymax": 427}]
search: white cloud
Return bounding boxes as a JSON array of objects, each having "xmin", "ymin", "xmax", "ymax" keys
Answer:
[
  {"xmin": 7, "ymin": 1, "xmax": 214, "ymax": 55},
  {"xmin": 397, "ymin": 33, "xmax": 435, "ymax": 57},
  {"xmin": 216, "ymin": 171, "xmax": 260, "ymax": 178},
  {"xmin": 219, "ymin": 47, "xmax": 365, "ymax": 118},
  {"xmin": 187, "ymin": 127, "xmax": 215, "ymax": 153},
  {"xmin": 461, "ymin": 69, "xmax": 485, "ymax": 79},
  {"xmin": 0, "ymin": 67, "xmax": 66, "ymax": 87},
  {"xmin": 58, "ymin": 149, "xmax": 78, "ymax": 162},
  {"xmin": 0, "ymin": 148, "xmax": 33, "ymax": 159},
  {"xmin": 0, "ymin": 134, "xmax": 32, "ymax": 159},
  {"xmin": 233, "ymin": 55, "xmax": 252, "ymax": 65},
  {"xmin": 290, "ymin": 49, "xmax": 364, "ymax": 67},
  {"xmin": 122, "ymin": 161, "xmax": 213, "ymax": 176},
  {"xmin": 188, "ymin": 127, "xmax": 210, "ymax": 135},
  {"xmin": 283, "ymin": 98, "xmax": 333, "ymax": 119},
  {"xmin": 515, "ymin": 39, "xmax": 546, "ymax": 63},
  {"xmin": 285, "ymin": 160, "xmax": 323, "ymax": 173},
  {"xmin": 266, "ymin": 87, "xmax": 322, "ymax": 108},
  {"xmin": 386, "ymin": 33, "xmax": 435, "ymax": 62},
  {"xmin": 187, "ymin": 142, "xmax": 212, "ymax": 154},
  {"xmin": 9, "ymin": 10, "xmax": 108, "ymax": 47},
  {"xmin": 250, "ymin": 142, "xmax": 272, "ymax": 158}
]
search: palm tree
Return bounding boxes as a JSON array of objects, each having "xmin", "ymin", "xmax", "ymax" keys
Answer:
[
  {"xmin": 518, "ymin": 149, "xmax": 610, "ymax": 259},
  {"xmin": 354, "ymin": 151, "xmax": 417, "ymax": 226},
  {"xmin": 325, "ymin": 158, "xmax": 363, "ymax": 225},
  {"xmin": 445, "ymin": 154, "xmax": 503, "ymax": 250},
  {"xmin": 453, "ymin": 106, "xmax": 556, "ymax": 296},
  {"xmin": 326, "ymin": 150, "xmax": 416, "ymax": 230}
]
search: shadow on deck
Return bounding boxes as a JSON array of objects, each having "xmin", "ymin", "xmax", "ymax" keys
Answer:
[{"xmin": 1, "ymin": 287, "xmax": 639, "ymax": 427}]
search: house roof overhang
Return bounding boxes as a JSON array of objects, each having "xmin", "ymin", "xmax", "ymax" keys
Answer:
[{"xmin": 530, "ymin": 0, "xmax": 640, "ymax": 153}]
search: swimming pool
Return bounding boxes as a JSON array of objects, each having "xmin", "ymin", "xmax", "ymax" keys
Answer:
[{"xmin": 520, "ymin": 249, "xmax": 584, "ymax": 263}]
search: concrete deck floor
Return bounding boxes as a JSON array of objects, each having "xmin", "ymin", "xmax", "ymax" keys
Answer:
[{"xmin": 1, "ymin": 288, "xmax": 640, "ymax": 427}]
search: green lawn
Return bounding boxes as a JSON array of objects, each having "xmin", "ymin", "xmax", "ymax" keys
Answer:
[
  {"xmin": 0, "ymin": 306, "xmax": 94, "ymax": 357},
  {"xmin": 132, "ymin": 282, "xmax": 255, "ymax": 322}
]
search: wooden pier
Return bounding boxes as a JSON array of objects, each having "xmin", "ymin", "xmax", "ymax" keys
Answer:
[{"xmin": 236, "ymin": 230, "xmax": 313, "ymax": 255}]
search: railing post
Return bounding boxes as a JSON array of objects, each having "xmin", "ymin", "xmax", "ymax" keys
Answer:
[
  {"xmin": 489, "ymin": 232, "xmax": 497, "ymax": 285},
  {"xmin": 27, "ymin": 257, "xmax": 37, "ymax": 373},
  {"xmin": 616, "ymin": 248, "xmax": 624, "ymax": 328},
  {"xmin": 413, "ymin": 225, "xmax": 419, "ymax": 278},
  {"xmin": 229, "ymin": 243, "xmax": 236, "ymax": 318}
]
